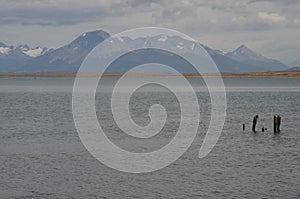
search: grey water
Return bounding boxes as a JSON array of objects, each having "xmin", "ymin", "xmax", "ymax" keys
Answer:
[{"xmin": 0, "ymin": 77, "xmax": 300, "ymax": 198}]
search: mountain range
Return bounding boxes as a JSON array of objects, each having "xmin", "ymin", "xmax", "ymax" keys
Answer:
[{"xmin": 0, "ymin": 30, "xmax": 294, "ymax": 73}]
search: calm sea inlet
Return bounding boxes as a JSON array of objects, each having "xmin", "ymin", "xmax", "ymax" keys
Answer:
[{"xmin": 0, "ymin": 77, "xmax": 299, "ymax": 198}]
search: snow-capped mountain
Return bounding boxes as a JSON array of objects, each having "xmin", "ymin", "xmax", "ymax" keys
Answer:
[
  {"xmin": 34, "ymin": 30, "xmax": 110, "ymax": 72},
  {"xmin": 0, "ymin": 43, "xmax": 51, "ymax": 57},
  {"xmin": 226, "ymin": 45, "xmax": 268, "ymax": 62},
  {"xmin": 0, "ymin": 42, "xmax": 54, "ymax": 72},
  {"xmin": 226, "ymin": 45, "xmax": 288, "ymax": 71},
  {"xmin": 16, "ymin": 45, "xmax": 51, "ymax": 58},
  {"xmin": 0, "ymin": 42, "xmax": 36, "ymax": 72},
  {"xmin": 0, "ymin": 42, "xmax": 12, "ymax": 55},
  {"xmin": 0, "ymin": 30, "xmax": 291, "ymax": 73}
]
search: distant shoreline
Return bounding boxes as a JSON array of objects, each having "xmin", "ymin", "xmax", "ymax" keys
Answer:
[{"xmin": 1, "ymin": 71, "xmax": 300, "ymax": 78}]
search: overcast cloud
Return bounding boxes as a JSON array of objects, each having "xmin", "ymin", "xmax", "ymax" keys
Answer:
[{"xmin": 0, "ymin": 0, "xmax": 299, "ymax": 63}]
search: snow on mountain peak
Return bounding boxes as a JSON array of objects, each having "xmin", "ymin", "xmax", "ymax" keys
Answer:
[
  {"xmin": 23, "ymin": 47, "xmax": 45, "ymax": 57},
  {"xmin": 117, "ymin": 37, "xmax": 124, "ymax": 43},
  {"xmin": 0, "ymin": 42, "xmax": 12, "ymax": 55},
  {"xmin": 226, "ymin": 44, "xmax": 268, "ymax": 62},
  {"xmin": 0, "ymin": 44, "xmax": 50, "ymax": 57},
  {"xmin": 158, "ymin": 35, "xmax": 168, "ymax": 42},
  {"xmin": 18, "ymin": 44, "xmax": 29, "ymax": 49},
  {"xmin": 235, "ymin": 44, "xmax": 254, "ymax": 54},
  {"xmin": 0, "ymin": 47, "xmax": 11, "ymax": 55},
  {"xmin": 176, "ymin": 42, "xmax": 184, "ymax": 50},
  {"xmin": 191, "ymin": 43, "xmax": 195, "ymax": 50}
]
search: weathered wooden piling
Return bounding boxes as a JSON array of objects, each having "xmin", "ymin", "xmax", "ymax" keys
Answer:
[
  {"xmin": 274, "ymin": 115, "xmax": 282, "ymax": 134},
  {"xmin": 252, "ymin": 115, "xmax": 259, "ymax": 133},
  {"xmin": 277, "ymin": 115, "xmax": 281, "ymax": 133},
  {"xmin": 274, "ymin": 115, "xmax": 278, "ymax": 133}
]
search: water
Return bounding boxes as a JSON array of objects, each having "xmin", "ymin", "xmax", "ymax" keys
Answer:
[{"xmin": 0, "ymin": 77, "xmax": 300, "ymax": 198}]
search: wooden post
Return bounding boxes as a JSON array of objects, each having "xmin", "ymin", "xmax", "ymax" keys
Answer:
[
  {"xmin": 252, "ymin": 115, "xmax": 259, "ymax": 133},
  {"xmin": 277, "ymin": 115, "xmax": 281, "ymax": 133},
  {"xmin": 274, "ymin": 115, "xmax": 277, "ymax": 133}
]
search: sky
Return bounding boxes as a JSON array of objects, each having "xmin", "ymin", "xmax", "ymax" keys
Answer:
[{"xmin": 0, "ymin": 0, "xmax": 299, "ymax": 64}]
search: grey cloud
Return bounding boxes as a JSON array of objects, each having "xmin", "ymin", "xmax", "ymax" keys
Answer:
[
  {"xmin": 129, "ymin": 0, "xmax": 162, "ymax": 7},
  {"xmin": 248, "ymin": 0, "xmax": 300, "ymax": 5},
  {"xmin": 228, "ymin": 11, "xmax": 292, "ymax": 32},
  {"xmin": 0, "ymin": 0, "xmax": 129, "ymax": 26},
  {"xmin": 0, "ymin": 0, "xmax": 170, "ymax": 26},
  {"xmin": 206, "ymin": 0, "xmax": 248, "ymax": 11}
]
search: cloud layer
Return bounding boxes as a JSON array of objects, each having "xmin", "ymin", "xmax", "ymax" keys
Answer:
[{"xmin": 0, "ymin": 0, "xmax": 299, "ymax": 63}]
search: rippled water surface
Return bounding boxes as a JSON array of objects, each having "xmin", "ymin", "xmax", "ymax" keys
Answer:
[{"xmin": 0, "ymin": 77, "xmax": 299, "ymax": 198}]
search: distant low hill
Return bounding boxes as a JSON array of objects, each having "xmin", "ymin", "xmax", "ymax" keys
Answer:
[
  {"xmin": 0, "ymin": 30, "xmax": 290, "ymax": 73},
  {"xmin": 284, "ymin": 66, "xmax": 300, "ymax": 72}
]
